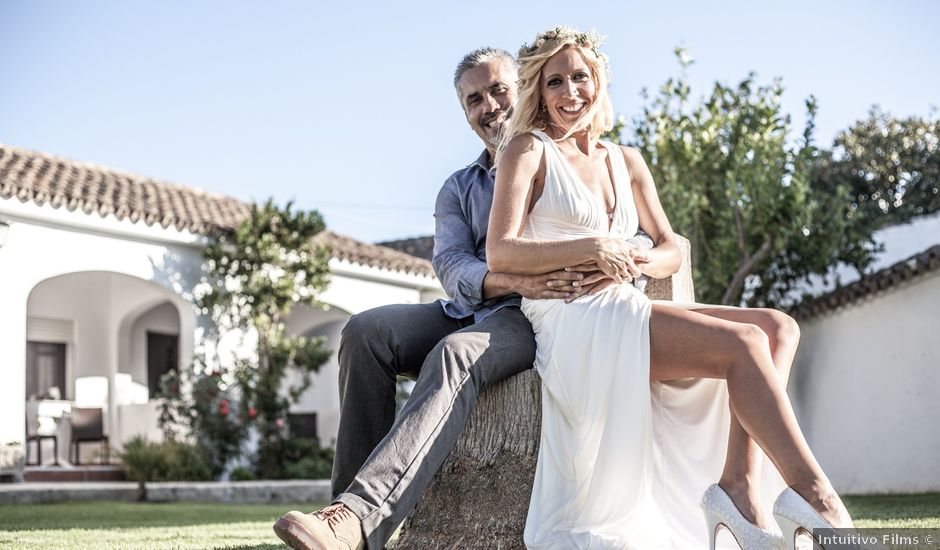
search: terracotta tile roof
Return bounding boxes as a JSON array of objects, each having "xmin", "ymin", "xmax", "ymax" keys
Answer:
[
  {"xmin": 378, "ymin": 235, "xmax": 435, "ymax": 261},
  {"xmin": 0, "ymin": 143, "xmax": 251, "ymax": 235},
  {"xmin": 323, "ymin": 232, "xmax": 434, "ymax": 276},
  {"xmin": 0, "ymin": 143, "xmax": 435, "ymax": 278},
  {"xmin": 791, "ymin": 244, "xmax": 940, "ymax": 319}
]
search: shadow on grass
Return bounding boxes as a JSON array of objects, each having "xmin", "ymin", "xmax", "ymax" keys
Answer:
[{"xmin": 0, "ymin": 501, "xmax": 324, "ymax": 531}]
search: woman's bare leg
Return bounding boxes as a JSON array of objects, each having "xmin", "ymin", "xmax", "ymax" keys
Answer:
[
  {"xmin": 689, "ymin": 307, "xmax": 800, "ymax": 528},
  {"xmin": 649, "ymin": 304, "xmax": 852, "ymax": 527}
]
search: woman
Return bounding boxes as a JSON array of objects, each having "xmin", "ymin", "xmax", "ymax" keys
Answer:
[{"xmin": 487, "ymin": 27, "xmax": 854, "ymax": 550}]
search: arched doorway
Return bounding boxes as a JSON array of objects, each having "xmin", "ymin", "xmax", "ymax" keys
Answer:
[
  {"xmin": 25, "ymin": 271, "xmax": 195, "ymax": 464},
  {"xmin": 285, "ymin": 304, "xmax": 352, "ymax": 447}
]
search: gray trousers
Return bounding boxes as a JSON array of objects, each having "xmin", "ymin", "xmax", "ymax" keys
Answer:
[{"xmin": 331, "ymin": 302, "xmax": 536, "ymax": 549}]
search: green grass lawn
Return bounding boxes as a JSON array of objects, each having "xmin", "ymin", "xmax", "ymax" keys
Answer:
[
  {"xmin": 0, "ymin": 494, "xmax": 937, "ymax": 549},
  {"xmin": 0, "ymin": 501, "xmax": 326, "ymax": 550}
]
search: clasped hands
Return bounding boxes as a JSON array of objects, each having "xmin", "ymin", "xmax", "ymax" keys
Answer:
[{"xmin": 518, "ymin": 240, "xmax": 651, "ymax": 303}]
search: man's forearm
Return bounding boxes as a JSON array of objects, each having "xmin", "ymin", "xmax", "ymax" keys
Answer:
[{"xmin": 481, "ymin": 271, "xmax": 519, "ymax": 301}]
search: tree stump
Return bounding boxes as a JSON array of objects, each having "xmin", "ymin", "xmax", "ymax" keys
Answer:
[{"xmin": 395, "ymin": 237, "xmax": 696, "ymax": 549}]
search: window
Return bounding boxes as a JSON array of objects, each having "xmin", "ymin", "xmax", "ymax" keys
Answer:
[
  {"xmin": 288, "ymin": 413, "xmax": 319, "ymax": 442},
  {"xmin": 26, "ymin": 342, "xmax": 67, "ymax": 400},
  {"xmin": 147, "ymin": 332, "xmax": 179, "ymax": 398}
]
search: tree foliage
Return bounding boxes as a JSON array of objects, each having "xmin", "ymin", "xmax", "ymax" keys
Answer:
[
  {"xmin": 171, "ymin": 198, "xmax": 333, "ymax": 477},
  {"xmin": 609, "ymin": 49, "xmax": 883, "ymax": 307},
  {"xmin": 815, "ymin": 108, "xmax": 940, "ymax": 229}
]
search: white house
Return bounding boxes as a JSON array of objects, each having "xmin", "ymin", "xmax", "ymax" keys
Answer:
[
  {"xmin": 789, "ymin": 214, "xmax": 940, "ymax": 493},
  {"xmin": 0, "ymin": 142, "xmax": 446, "ymax": 466}
]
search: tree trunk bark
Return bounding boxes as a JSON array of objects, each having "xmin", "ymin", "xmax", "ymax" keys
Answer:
[{"xmin": 394, "ymin": 236, "xmax": 696, "ymax": 549}]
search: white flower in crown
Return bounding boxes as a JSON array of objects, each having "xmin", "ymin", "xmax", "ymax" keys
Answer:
[{"xmin": 520, "ymin": 26, "xmax": 609, "ymax": 75}]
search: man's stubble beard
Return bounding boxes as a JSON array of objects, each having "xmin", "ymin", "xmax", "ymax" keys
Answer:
[{"xmin": 485, "ymin": 105, "xmax": 514, "ymax": 147}]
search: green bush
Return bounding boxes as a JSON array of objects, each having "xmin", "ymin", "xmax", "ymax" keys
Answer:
[
  {"xmin": 164, "ymin": 439, "xmax": 212, "ymax": 481},
  {"xmin": 119, "ymin": 437, "xmax": 165, "ymax": 485},
  {"xmin": 119, "ymin": 436, "xmax": 212, "ymax": 489},
  {"xmin": 229, "ymin": 466, "xmax": 255, "ymax": 481},
  {"xmin": 259, "ymin": 437, "xmax": 334, "ymax": 480}
]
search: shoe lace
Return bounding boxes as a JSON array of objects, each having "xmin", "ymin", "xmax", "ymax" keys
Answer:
[{"xmin": 315, "ymin": 504, "xmax": 354, "ymax": 528}]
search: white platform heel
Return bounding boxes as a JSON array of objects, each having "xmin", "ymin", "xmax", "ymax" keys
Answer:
[
  {"xmin": 701, "ymin": 483, "xmax": 785, "ymax": 550},
  {"xmin": 773, "ymin": 487, "xmax": 874, "ymax": 550}
]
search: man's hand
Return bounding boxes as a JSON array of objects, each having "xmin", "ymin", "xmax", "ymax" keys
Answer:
[
  {"xmin": 561, "ymin": 263, "xmax": 616, "ymax": 302},
  {"xmin": 483, "ymin": 269, "xmax": 588, "ymax": 301},
  {"xmin": 515, "ymin": 269, "xmax": 586, "ymax": 300}
]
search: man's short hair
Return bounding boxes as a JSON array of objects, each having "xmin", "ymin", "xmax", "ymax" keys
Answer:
[{"xmin": 453, "ymin": 47, "xmax": 518, "ymax": 91}]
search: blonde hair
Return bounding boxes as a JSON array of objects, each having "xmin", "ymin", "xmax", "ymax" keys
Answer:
[{"xmin": 498, "ymin": 26, "xmax": 613, "ymax": 159}]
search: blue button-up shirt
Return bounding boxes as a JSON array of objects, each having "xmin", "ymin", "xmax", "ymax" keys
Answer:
[{"xmin": 433, "ymin": 149, "xmax": 519, "ymax": 322}]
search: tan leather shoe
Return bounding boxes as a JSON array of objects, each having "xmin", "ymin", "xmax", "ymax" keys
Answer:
[{"xmin": 273, "ymin": 503, "xmax": 365, "ymax": 550}]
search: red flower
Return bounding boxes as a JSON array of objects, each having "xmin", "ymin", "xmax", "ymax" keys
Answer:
[
  {"xmin": 275, "ymin": 418, "xmax": 285, "ymax": 428},
  {"xmin": 247, "ymin": 407, "xmax": 258, "ymax": 419}
]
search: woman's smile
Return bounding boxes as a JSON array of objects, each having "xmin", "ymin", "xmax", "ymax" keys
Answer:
[{"xmin": 559, "ymin": 102, "xmax": 587, "ymax": 114}]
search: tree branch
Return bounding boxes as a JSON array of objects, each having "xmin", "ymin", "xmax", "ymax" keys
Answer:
[
  {"xmin": 734, "ymin": 205, "xmax": 747, "ymax": 255},
  {"xmin": 721, "ymin": 236, "xmax": 774, "ymax": 305}
]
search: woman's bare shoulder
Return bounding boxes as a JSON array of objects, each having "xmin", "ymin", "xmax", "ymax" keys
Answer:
[
  {"xmin": 615, "ymin": 144, "xmax": 644, "ymax": 164},
  {"xmin": 504, "ymin": 132, "xmax": 545, "ymax": 157},
  {"xmin": 615, "ymin": 145, "xmax": 651, "ymax": 181}
]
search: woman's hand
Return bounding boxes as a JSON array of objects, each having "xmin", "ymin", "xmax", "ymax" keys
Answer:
[
  {"xmin": 592, "ymin": 238, "xmax": 651, "ymax": 283},
  {"xmin": 561, "ymin": 263, "xmax": 616, "ymax": 302}
]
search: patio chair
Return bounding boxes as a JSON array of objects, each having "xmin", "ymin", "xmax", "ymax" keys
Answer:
[
  {"xmin": 25, "ymin": 435, "xmax": 59, "ymax": 466},
  {"xmin": 25, "ymin": 402, "xmax": 60, "ymax": 466},
  {"xmin": 69, "ymin": 407, "xmax": 109, "ymax": 465}
]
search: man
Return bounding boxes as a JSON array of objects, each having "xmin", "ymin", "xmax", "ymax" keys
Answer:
[{"xmin": 273, "ymin": 47, "xmax": 606, "ymax": 550}]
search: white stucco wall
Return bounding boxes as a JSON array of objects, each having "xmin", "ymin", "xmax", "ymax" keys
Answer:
[
  {"xmin": 321, "ymin": 266, "xmax": 429, "ymax": 314},
  {"xmin": 791, "ymin": 270, "xmax": 940, "ymax": 493}
]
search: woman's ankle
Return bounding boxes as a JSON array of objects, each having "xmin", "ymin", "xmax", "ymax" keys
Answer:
[
  {"xmin": 718, "ymin": 472, "xmax": 761, "ymax": 495},
  {"xmin": 717, "ymin": 477, "xmax": 772, "ymax": 528}
]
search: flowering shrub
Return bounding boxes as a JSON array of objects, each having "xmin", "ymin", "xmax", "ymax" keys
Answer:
[{"xmin": 158, "ymin": 365, "xmax": 247, "ymax": 478}]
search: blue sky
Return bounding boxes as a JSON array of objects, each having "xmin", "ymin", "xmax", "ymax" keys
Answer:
[{"xmin": 2, "ymin": 1, "xmax": 938, "ymax": 243}]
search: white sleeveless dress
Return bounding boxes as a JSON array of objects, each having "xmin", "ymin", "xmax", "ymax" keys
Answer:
[{"xmin": 521, "ymin": 131, "xmax": 785, "ymax": 550}]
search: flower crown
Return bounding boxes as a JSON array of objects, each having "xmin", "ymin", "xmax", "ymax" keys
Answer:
[{"xmin": 519, "ymin": 26, "xmax": 608, "ymax": 69}]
